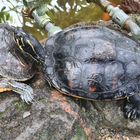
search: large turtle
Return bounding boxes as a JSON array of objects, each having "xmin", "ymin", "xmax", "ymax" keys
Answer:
[
  {"xmin": 0, "ymin": 24, "xmax": 41, "ymax": 103},
  {"xmin": 13, "ymin": 21, "xmax": 140, "ymax": 120}
]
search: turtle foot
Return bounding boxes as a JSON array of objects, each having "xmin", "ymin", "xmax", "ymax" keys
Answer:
[
  {"xmin": 123, "ymin": 94, "xmax": 140, "ymax": 120},
  {"xmin": 8, "ymin": 80, "xmax": 34, "ymax": 103},
  {"xmin": 0, "ymin": 79, "xmax": 34, "ymax": 103},
  {"xmin": 20, "ymin": 88, "xmax": 34, "ymax": 104},
  {"xmin": 123, "ymin": 102, "xmax": 138, "ymax": 120}
]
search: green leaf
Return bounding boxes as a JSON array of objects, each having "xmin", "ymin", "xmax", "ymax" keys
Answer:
[{"xmin": 1, "ymin": 6, "xmax": 6, "ymax": 12}]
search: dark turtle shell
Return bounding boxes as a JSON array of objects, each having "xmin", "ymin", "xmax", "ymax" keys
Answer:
[
  {"xmin": 44, "ymin": 23, "xmax": 140, "ymax": 100},
  {"xmin": 0, "ymin": 24, "xmax": 35, "ymax": 81}
]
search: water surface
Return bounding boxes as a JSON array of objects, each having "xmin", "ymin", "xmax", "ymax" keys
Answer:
[{"xmin": 0, "ymin": 0, "xmax": 122, "ymax": 40}]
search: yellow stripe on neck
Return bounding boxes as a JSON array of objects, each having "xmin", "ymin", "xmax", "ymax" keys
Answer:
[
  {"xmin": 27, "ymin": 39, "xmax": 36, "ymax": 54},
  {"xmin": 16, "ymin": 38, "xmax": 24, "ymax": 52}
]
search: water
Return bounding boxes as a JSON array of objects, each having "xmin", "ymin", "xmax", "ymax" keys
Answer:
[{"xmin": 0, "ymin": 0, "xmax": 122, "ymax": 40}]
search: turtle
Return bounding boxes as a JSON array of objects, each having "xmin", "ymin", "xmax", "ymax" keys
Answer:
[
  {"xmin": 0, "ymin": 24, "xmax": 41, "ymax": 103},
  {"xmin": 13, "ymin": 21, "xmax": 140, "ymax": 120}
]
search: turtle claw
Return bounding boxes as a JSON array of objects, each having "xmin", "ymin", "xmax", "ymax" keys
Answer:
[
  {"xmin": 8, "ymin": 80, "xmax": 34, "ymax": 103},
  {"xmin": 20, "ymin": 93, "xmax": 34, "ymax": 104},
  {"xmin": 20, "ymin": 88, "xmax": 34, "ymax": 103},
  {"xmin": 123, "ymin": 102, "xmax": 138, "ymax": 120}
]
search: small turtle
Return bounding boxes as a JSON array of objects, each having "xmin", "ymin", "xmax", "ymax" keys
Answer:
[
  {"xmin": 13, "ymin": 22, "xmax": 140, "ymax": 120},
  {"xmin": 0, "ymin": 24, "xmax": 42, "ymax": 103}
]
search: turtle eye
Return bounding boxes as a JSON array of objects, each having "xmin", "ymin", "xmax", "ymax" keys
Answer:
[{"xmin": 13, "ymin": 32, "xmax": 25, "ymax": 52}]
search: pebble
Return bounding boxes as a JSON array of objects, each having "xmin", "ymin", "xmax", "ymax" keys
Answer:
[{"xmin": 23, "ymin": 111, "xmax": 31, "ymax": 118}]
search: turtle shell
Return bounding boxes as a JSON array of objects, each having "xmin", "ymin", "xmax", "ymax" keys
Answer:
[
  {"xmin": 44, "ymin": 23, "xmax": 140, "ymax": 100},
  {"xmin": 0, "ymin": 24, "xmax": 35, "ymax": 81}
]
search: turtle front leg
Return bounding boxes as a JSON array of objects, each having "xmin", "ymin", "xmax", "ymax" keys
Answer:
[
  {"xmin": 0, "ymin": 78, "xmax": 34, "ymax": 103},
  {"xmin": 123, "ymin": 94, "xmax": 140, "ymax": 120}
]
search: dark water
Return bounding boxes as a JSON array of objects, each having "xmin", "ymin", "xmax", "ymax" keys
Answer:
[{"xmin": 0, "ymin": 0, "xmax": 122, "ymax": 40}]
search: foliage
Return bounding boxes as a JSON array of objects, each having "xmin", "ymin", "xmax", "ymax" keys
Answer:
[
  {"xmin": 0, "ymin": 6, "xmax": 12, "ymax": 23},
  {"xmin": 0, "ymin": 0, "xmax": 23, "ymax": 26}
]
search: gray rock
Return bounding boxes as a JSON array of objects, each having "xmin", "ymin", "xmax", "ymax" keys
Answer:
[{"xmin": 0, "ymin": 72, "xmax": 140, "ymax": 140}]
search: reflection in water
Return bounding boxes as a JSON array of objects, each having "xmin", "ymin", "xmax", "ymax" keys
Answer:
[{"xmin": 0, "ymin": 0, "xmax": 122, "ymax": 40}]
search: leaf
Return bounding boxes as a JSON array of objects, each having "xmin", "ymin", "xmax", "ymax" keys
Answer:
[
  {"xmin": 0, "ymin": 11, "xmax": 12, "ymax": 23},
  {"xmin": 1, "ymin": 6, "xmax": 6, "ymax": 12}
]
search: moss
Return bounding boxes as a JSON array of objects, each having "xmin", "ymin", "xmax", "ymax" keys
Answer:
[
  {"xmin": 72, "ymin": 125, "xmax": 88, "ymax": 140},
  {"xmin": 0, "ymin": 112, "xmax": 4, "ymax": 119},
  {"xmin": 13, "ymin": 101, "xmax": 27, "ymax": 112}
]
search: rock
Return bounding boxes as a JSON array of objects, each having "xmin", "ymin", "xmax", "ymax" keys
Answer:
[
  {"xmin": 0, "ymin": 96, "xmax": 17, "ymax": 113},
  {"xmin": 120, "ymin": 0, "xmax": 140, "ymax": 14},
  {"xmin": 23, "ymin": 111, "xmax": 31, "ymax": 118},
  {"xmin": 0, "ymin": 72, "xmax": 140, "ymax": 140},
  {"xmin": 130, "ymin": 14, "xmax": 140, "ymax": 27}
]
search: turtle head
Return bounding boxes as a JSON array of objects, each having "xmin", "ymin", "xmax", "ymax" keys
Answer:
[{"xmin": 13, "ymin": 29, "xmax": 45, "ymax": 63}]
